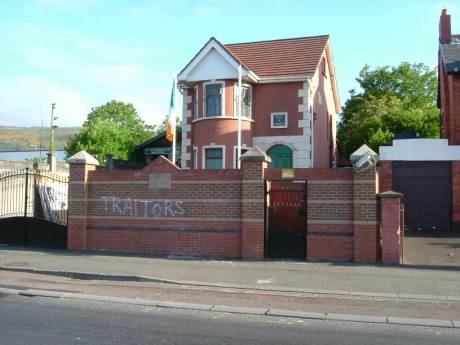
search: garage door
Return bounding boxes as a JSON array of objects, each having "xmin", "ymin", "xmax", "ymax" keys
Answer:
[{"xmin": 392, "ymin": 161, "xmax": 452, "ymax": 231}]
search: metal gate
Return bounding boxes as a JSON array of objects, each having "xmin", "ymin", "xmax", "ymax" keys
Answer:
[
  {"xmin": 0, "ymin": 168, "xmax": 68, "ymax": 248},
  {"xmin": 265, "ymin": 181, "xmax": 307, "ymax": 258}
]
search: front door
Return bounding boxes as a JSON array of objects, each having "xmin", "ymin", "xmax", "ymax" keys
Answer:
[
  {"xmin": 266, "ymin": 181, "xmax": 307, "ymax": 258},
  {"xmin": 267, "ymin": 145, "xmax": 293, "ymax": 168}
]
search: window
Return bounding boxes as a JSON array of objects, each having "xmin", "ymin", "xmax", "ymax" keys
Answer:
[
  {"xmin": 271, "ymin": 112, "xmax": 288, "ymax": 128},
  {"xmin": 234, "ymin": 85, "xmax": 252, "ymax": 118},
  {"xmin": 193, "ymin": 146, "xmax": 198, "ymax": 169},
  {"xmin": 205, "ymin": 148, "xmax": 223, "ymax": 169},
  {"xmin": 193, "ymin": 86, "xmax": 199, "ymax": 118},
  {"xmin": 233, "ymin": 146, "xmax": 248, "ymax": 168},
  {"xmin": 204, "ymin": 83, "xmax": 223, "ymax": 117}
]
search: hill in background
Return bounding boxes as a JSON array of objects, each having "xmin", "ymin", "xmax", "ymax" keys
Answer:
[{"xmin": 0, "ymin": 126, "xmax": 80, "ymax": 151}]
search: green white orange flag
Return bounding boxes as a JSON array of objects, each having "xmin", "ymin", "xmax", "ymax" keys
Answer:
[{"xmin": 166, "ymin": 78, "xmax": 176, "ymax": 142}]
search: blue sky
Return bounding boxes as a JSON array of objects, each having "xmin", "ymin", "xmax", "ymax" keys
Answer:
[{"xmin": 1, "ymin": 0, "xmax": 459, "ymax": 127}]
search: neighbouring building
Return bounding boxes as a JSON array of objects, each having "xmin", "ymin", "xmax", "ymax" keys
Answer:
[
  {"xmin": 439, "ymin": 9, "xmax": 460, "ymax": 144},
  {"xmin": 177, "ymin": 36, "xmax": 340, "ymax": 169},
  {"xmin": 132, "ymin": 128, "xmax": 182, "ymax": 165}
]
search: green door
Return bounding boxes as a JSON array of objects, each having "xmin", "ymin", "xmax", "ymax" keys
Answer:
[{"xmin": 267, "ymin": 145, "xmax": 293, "ymax": 168}]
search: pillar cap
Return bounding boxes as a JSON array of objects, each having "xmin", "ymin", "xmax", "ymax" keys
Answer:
[
  {"xmin": 240, "ymin": 146, "xmax": 271, "ymax": 163},
  {"xmin": 378, "ymin": 191, "xmax": 403, "ymax": 199},
  {"xmin": 66, "ymin": 150, "xmax": 99, "ymax": 166}
]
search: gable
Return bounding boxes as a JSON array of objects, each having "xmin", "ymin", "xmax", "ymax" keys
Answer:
[
  {"xmin": 178, "ymin": 38, "xmax": 252, "ymax": 83},
  {"xmin": 187, "ymin": 48, "xmax": 240, "ymax": 81}
]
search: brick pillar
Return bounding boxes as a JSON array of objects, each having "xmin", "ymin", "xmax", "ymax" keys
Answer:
[
  {"xmin": 379, "ymin": 160, "xmax": 392, "ymax": 192},
  {"xmin": 240, "ymin": 147, "xmax": 271, "ymax": 259},
  {"xmin": 453, "ymin": 161, "xmax": 460, "ymax": 231},
  {"xmin": 353, "ymin": 165, "xmax": 380, "ymax": 263},
  {"xmin": 67, "ymin": 151, "xmax": 99, "ymax": 251},
  {"xmin": 379, "ymin": 191, "xmax": 403, "ymax": 264}
]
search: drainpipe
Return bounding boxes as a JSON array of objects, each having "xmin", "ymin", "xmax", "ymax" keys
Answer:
[{"xmin": 306, "ymin": 79, "xmax": 314, "ymax": 168}]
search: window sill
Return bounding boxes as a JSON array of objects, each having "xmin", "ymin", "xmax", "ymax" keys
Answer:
[{"xmin": 192, "ymin": 116, "xmax": 254, "ymax": 124}]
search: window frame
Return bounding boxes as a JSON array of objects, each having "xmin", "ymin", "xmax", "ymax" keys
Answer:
[
  {"xmin": 193, "ymin": 85, "xmax": 199, "ymax": 119},
  {"xmin": 271, "ymin": 112, "xmax": 288, "ymax": 128},
  {"xmin": 233, "ymin": 145, "xmax": 249, "ymax": 169},
  {"xmin": 193, "ymin": 146, "xmax": 198, "ymax": 169},
  {"xmin": 203, "ymin": 81, "xmax": 225, "ymax": 117},
  {"xmin": 234, "ymin": 83, "xmax": 252, "ymax": 118},
  {"xmin": 202, "ymin": 145, "xmax": 226, "ymax": 169}
]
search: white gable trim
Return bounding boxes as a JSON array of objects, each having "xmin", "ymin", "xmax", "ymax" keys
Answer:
[{"xmin": 178, "ymin": 38, "xmax": 255, "ymax": 82}]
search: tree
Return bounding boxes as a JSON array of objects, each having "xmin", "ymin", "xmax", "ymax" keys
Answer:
[
  {"xmin": 65, "ymin": 100, "xmax": 154, "ymax": 165},
  {"xmin": 338, "ymin": 62, "xmax": 440, "ymax": 158}
]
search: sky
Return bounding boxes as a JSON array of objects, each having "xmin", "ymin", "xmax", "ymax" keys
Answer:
[{"xmin": 1, "ymin": 0, "xmax": 460, "ymax": 128}]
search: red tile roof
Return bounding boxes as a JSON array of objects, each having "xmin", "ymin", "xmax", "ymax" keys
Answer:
[{"xmin": 225, "ymin": 35, "xmax": 329, "ymax": 78}]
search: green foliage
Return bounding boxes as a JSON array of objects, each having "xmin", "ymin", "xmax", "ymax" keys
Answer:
[
  {"xmin": 338, "ymin": 62, "xmax": 440, "ymax": 158},
  {"xmin": 65, "ymin": 100, "xmax": 154, "ymax": 165}
]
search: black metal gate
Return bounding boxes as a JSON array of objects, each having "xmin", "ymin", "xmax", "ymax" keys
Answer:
[
  {"xmin": 0, "ymin": 168, "xmax": 68, "ymax": 248},
  {"xmin": 265, "ymin": 181, "xmax": 307, "ymax": 258}
]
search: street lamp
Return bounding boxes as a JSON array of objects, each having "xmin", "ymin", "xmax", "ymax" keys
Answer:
[{"xmin": 49, "ymin": 103, "xmax": 58, "ymax": 156}]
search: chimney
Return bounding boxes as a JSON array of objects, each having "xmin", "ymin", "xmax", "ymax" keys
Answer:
[{"xmin": 439, "ymin": 9, "xmax": 452, "ymax": 44}]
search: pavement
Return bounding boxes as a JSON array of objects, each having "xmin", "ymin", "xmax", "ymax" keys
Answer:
[
  {"xmin": 1, "ymin": 246, "xmax": 460, "ymax": 299},
  {"xmin": 403, "ymin": 230, "xmax": 460, "ymax": 266}
]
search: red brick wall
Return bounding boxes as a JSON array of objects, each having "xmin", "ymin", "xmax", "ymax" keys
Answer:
[
  {"xmin": 68, "ymin": 156, "xmax": 244, "ymax": 258},
  {"xmin": 68, "ymin": 154, "xmax": 384, "ymax": 262}
]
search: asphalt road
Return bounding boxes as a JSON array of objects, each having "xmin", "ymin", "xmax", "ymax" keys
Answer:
[{"xmin": 0, "ymin": 294, "xmax": 459, "ymax": 345}]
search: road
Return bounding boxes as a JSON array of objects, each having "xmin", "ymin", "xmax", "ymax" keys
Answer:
[{"xmin": 0, "ymin": 294, "xmax": 459, "ymax": 345}]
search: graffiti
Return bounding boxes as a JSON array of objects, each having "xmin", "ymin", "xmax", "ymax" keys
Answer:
[{"xmin": 100, "ymin": 196, "xmax": 186, "ymax": 217}]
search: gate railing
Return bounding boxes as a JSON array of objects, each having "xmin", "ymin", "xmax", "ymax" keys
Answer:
[{"xmin": 0, "ymin": 168, "xmax": 69, "ymax": 225}]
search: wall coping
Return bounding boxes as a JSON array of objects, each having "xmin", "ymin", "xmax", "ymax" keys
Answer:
[
  {"xmin": 67, "ymin": 150, "xmax": 100, "ymax": 166},
  {"xmin": 378, "ymin": 191, "xmax": 403, "ymax": 199},
  {"xmin": 240, "ymin": 146, "xmax": 271, "ymax": 163}
]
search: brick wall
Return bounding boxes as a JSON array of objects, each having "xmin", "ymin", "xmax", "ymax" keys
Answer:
[{"xmin": 68, "ymin": 151, "xmax": 389, "ymax": 263}]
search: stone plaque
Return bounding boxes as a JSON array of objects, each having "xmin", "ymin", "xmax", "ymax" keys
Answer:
[{"xmin": 149, "ymin": 173, "xmax": 172, "ymax": 190}]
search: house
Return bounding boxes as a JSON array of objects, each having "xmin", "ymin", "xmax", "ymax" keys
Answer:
[
  {"xmin": 177, "ymin": 35, "xmax": 340, "ymax": 169},
  {"xmin": 439, "ymin": 9, "xmax": 460, "ymax": 145}
]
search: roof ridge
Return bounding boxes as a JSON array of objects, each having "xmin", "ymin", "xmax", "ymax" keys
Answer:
[{"xmin": 225, "ymin": 35, "xmax": 329, "ymax": 46}]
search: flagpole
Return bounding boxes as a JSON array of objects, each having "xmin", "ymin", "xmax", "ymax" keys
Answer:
[
  {"xmin": 237, "ymin": 65, "xmax": 242, "ymax": 169},
  {"xmin": 172, "ymin": 73, "xmax": 178, "ymax": 165}
]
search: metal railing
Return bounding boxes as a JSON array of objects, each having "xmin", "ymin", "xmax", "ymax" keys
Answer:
[{"xmin": 0, "ymin": 168, "xmax": 69, "ymax": 225}]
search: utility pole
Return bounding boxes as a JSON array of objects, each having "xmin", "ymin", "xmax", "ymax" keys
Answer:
[
  {"xmin": 49, "ymin": 103, "xmax": 57, "ymax": 156},
  {"xmin": 39, "ymin": 119, "xmax": 43, "ymax": 158}
]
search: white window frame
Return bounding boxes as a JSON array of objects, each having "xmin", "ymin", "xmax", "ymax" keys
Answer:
[
  {"xmin": 232, "ymin": 145, "xmax": 248, "ymax": 169},
  {"xmin": 233, "ymin": 83, "xmax": 252, "ymax": 118},
  {"xmin": 271, "ymin": 112, "xmax": 288, "ymax": 128},
  {"xmin": 193, "ymin": 85, "xmax": 199, "ymax": 119},
  {"xmin": 202, "ymin": 144, "xmax": 226, "ymax": 169},
  {"xmin": 203, "ymin": 81, "xmax": 225, "ymax": 117},
  {"xmin": 193, "ymin": 146, "xmax": 198, "ymax": 169}
]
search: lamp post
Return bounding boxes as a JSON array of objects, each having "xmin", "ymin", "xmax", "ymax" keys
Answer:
[{"xmin": 49, "ymin": 103, "xmax": 58, "ymax": 156}]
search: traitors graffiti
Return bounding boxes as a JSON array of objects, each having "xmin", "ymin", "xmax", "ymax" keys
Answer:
[{"xmin": 100, "ymin": 196, "xmax": 186, "ymax": 217}]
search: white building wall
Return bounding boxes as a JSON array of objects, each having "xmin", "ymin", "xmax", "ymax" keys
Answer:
[{"xmin": 379, "ymin": 139, "xmax": 460, "ymax": 161}]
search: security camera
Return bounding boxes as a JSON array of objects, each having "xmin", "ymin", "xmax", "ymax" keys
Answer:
[{"xmin": 353, "ymin": 153, "xmax": 377, "ymax": 173}]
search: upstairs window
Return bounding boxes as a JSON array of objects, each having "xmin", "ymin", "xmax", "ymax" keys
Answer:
[
  {"xmin": 242, "ymin": 86, "xmax": 252, "ymax": 118},
  {"xmin": 204, "ymin": 83, "xmax": 223, "ymax": 117}
]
